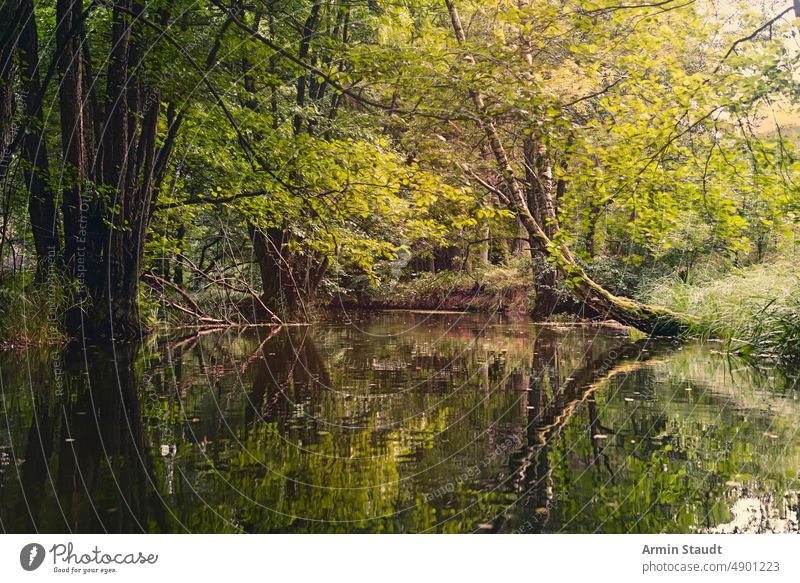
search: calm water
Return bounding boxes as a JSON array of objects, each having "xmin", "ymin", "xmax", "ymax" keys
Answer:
[{"xmin": 0, "ymin": 311, "xmax": 798, "ymax": 533}]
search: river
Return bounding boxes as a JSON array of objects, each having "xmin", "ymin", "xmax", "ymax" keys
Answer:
[{"xmin": 1, "ymin": 311, "xmax": 798, "ymax": 533}]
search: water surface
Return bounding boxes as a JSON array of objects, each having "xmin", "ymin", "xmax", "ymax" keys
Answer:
[{"xmin": 1, "ymin": 311, "xmax": 798, "ymax": 533}]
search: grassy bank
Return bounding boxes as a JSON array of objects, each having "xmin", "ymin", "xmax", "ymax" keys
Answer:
[
  {"xmin": 365, "ymin": 260, "xmax": 537, "ymax": 315},
  {"xmin": 646, "ymin": 259, "xmax": 800, "ymax": 360}
]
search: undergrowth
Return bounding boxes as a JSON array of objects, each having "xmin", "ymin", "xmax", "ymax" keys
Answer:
[
  {"xmin": 0, "ymin": 274, "xmax": 70, "ymax": 347},
  {"xmin": 384, "ymin": 256, "xmax": 537, "ymax": 314}
]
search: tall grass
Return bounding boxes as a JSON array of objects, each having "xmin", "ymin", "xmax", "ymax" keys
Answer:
[
  {"xmin": 0, "ymin": 274, "xmax": 70, "ymax": 347},
  {"xmin": 646, "ymin": 259, "xmax": 800, "ymax": 360}
]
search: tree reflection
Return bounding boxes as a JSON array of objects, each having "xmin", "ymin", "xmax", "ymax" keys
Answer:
[
  {"xmin": 7, "ymin": 343, "xmax": 163, "ymax": 532},
  {"xmin": 1, "ymin": 315, "xmax": 798, "ymax": 533}
]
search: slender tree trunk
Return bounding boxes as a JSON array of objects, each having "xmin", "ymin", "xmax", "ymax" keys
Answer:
[
  {"xmin": 479, "ymin": 225, "xmax": 490, "ymax": 264},
  {"xmin": 444, "ymin": 0, "xmax": 690, "ymax": 335},
  {"xmin": 173, "ymin": 224, "xmax": 185, "ymax": 285},
  {"xmin": 56, "ymin": 0, "xmax": 89, "ymax": 331},
  {"xmin": 584, "ymin": 200, "xmax": 601, "ymax": 259},
  {"xmin": 0, "ymin": 0, "xmax": 20, "ymax": 272},
  {"xmin": 512, "ymin": 217, "xmax": 529, "ymax": 255},
  {"xmin": 293, "ymin": 3, "xmax": 321, "ymax": 135}
]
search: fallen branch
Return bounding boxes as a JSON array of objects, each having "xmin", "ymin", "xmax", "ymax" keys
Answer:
[
  {"xmin": 142, "ymin": 271, "xmax": 231, "ymax": 325},
  {"xmin": 179, "ymin": 254, "xmax": 283, "ymax": 324},
  {"xmin": 162, "ymin": 299, "xmax": 229, "ymax": 325}
]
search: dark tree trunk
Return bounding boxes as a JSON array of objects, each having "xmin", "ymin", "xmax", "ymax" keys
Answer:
[
  {"xmin": 54, "ymin": 0, "xmax": 170, "ymax": 338},
  {"xmin": 0, "ymin": 0, "xmax": 21, "ymax": 270},
  {"xmin": 245, "ymin": 1, "xmax": 329, "ymax": 320},
  {"xmin": 0, "ymin": 0, "xmax": 19, "ymax": 275},
  {"xmin": 249, "ymin": 221, "xmax": 328, "ymax": 321},
  {"xmin": 250, "ymin": 223, "xmax": 281, "ymax": 303},
  {"xmin": 56, "ymin": 0, "xmax": 91, "ymax": 337},
  {"xmin": 19, "ymin": 0, "xmax": 59, "ymax": 280},
  {"xmin": 249, "ymin": 222, "xmax": 305, "ymax": 319},
  {"xmin": 0, "ymin": 0, "xmax": 19, "ymax": 178}
]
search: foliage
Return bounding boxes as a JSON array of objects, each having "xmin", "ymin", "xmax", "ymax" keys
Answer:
[{"xmin": 0, "ymin": 0, "xmax": 799, "ymax": 344}]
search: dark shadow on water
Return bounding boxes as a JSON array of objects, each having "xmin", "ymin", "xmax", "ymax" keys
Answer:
[{"xmin": 3, "ymin": 343, "xmax": 166, "ymax": 532}]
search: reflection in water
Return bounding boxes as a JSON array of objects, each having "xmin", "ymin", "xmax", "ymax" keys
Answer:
[
  {"xmin": 2, "ymin": 344, "xmax": 165, "ymax": 532},
  {"xmin": 0, "ymin": 312, "xmax": 798, "ymax": 533}
]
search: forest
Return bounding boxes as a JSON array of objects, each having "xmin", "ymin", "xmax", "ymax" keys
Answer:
[
  {"xmin": 3, "ymin": 0, "xmax": 800, "ymax": 538},
  {"xmin": 0, "ymin": 0, "xmax": 799, "ymax": 354}
]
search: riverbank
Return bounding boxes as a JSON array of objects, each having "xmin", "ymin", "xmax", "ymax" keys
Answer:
[
  {"xmin": 344, "ymin": 262, "xmax": 602, "ymax": 320},
  {"xmin": 3, "ymin": 256, "xmax": 799, "ymax": 361},
  {"xmin": 349, "ymin": 269, "xmax": 535, "ymax": 315},
  {"xmin": 646, "ymin": 258, "xmax": 800, "ymax": 361}
]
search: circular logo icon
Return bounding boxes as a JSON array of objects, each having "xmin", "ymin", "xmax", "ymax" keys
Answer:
[{"xmin": 20, "ymin": 543, "xmax": 46, "ymax": 571}]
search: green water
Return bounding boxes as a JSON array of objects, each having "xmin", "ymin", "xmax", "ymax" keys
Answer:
[{"xmin": 1, "ymin": 311, "xmax": 798, "ymax": 533}]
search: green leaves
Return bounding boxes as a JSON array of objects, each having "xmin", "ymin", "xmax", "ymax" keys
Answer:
[{"xmin": 137, "ymin": 0, "xmax": 800, "ymax": 310}]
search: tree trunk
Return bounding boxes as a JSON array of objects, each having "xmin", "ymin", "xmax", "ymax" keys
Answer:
[
  {"xmin": 523, "ymin": 135, "xmax": 562, "ymax": 316},
  {"xmin": 173, "ymin": 224, "xmax": 185, "ymax": 285},
  {"xmin": 584, "ymin": 200, "xmax": 600, "ymax": 259},
  {"xmin": 444, "ymin": 0, "xmax": 690, "ymax": 335},
  {"xmin": 250, "ymin": 223, "xmax": 285, "ymax": 305},
  {"xmin": 56, "ymin": 0, "xmax": 88, "ymax": 268},
  {"xmin": 55, "ymin": 0, "xmax": 171, "ymax": 338},
  {"xmin": 293, "ymin": 3, "xmax": 322, "ymax": 135},
  {"xmin": 0, "ymin": 0, "xmax": 19, "ymax": 181},
  {"xmin": 19, "ymin": 0, "xmax": 59, "ymax": 280},
  {"xmin": 56, "ymin": 0, "xmax": 90, "ymax": 335},
  {"xmin": 479, "ymin": 225, "xmax": 490, "ymax": 264},
  {"xmin": 0, "ymin": 0, "xmax": 20, "ymax": 271},
  {"xmin": 511, "ymin": 217, "xmax": 529, "ymax": 255}
]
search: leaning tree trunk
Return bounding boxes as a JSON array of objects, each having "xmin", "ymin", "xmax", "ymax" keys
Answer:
[{"xmin": 445, "ymin": 0, "xmax": 691, "ymax": 336}]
